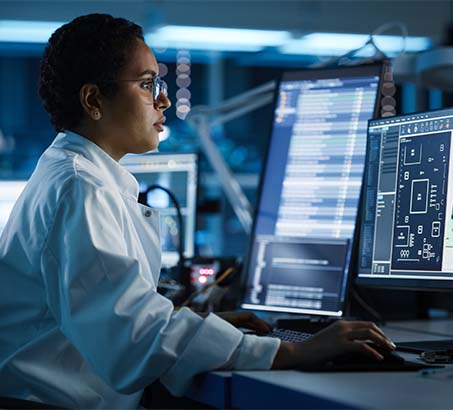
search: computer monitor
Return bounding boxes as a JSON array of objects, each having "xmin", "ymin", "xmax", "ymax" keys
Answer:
[
  {"xmin": 358, "ymin": 108, "xmax": 453, "ymax": 290},
  {"xmin": 0, "ymin": 180, "xmax": 27, "ymax": 236},
  {"xmin": 120, "ymin": 153, "xmax": 198, "ymax": 268},
  {"xmin": 241, "ymin": 64, "xmax": 384, "ymax": 317}
]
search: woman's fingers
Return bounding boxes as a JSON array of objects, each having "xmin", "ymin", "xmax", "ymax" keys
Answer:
[
  {"xmin": 346, "ymin": 321, "xmax": 388, "ymax": 339},
  {"xmin": 346, "ymin": 328, "xmax": 395, "ymax": 349},
  {"xmin": 217, "ymin": 311, "xmax": 273, "ymax": 333},
  {"xmin": 334, "ymin": 321, "xmax": 395, "ymax": 348},
  {"xmin": 243, "ymin": 316, "xmax": 273, "ymax": 333},
  {"xmin": 348, "ymin": 340, "xmax": 385, "ymax": 361}
]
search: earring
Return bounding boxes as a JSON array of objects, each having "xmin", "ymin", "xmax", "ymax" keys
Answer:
[{"xmin": 93, "ymin": 111, "xmax": 101, "ymax": 120}]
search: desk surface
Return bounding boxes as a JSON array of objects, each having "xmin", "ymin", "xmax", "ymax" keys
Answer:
[
  {"xmin": 232, "ymin": 368, "xmax": 453, "ymax": 410},
  {"xmin": 185, "ymin": 371, "xmax": 232, "ymax": 408},
  {"xmin": 382, "ymin": 324, "xmax": 453, "ymax": 347},
  {"xmin": 230, "ymin": 323, "xmax": 453, "ymax": 409},
  {"xmin": 386, "ymin": 319, "xmax": 453, "ymax": 337},
  {"xmin": 187, "ymin": 320, "xmax": 453, "ymax": 409}
]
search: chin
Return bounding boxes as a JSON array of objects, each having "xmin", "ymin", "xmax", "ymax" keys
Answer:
[
  {"xmin": 148, "ymin": 139, "xmax": 160, "ymax": 152},
  {"xmin": 136, "ymin": 137, "xmax": 159, "ymax": 154}
]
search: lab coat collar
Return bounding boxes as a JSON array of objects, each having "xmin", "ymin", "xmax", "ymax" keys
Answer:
[{"xmin": 52, "ymin": 131, "xmax": 139, "ymax": 200}]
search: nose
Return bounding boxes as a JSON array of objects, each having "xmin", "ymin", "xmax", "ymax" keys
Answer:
[{"xmin": 155, "ymin": 92, "xmax": 171, "ymax": 112}]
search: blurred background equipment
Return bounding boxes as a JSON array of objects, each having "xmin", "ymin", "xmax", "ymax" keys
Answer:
[
  {"xmin": 120, "ymin": 152, "xmax": 198, "ymax": 269},
  {"xmin": 2, "ymin": 0, "xmax": 453, "ymax": 319},
  {"xmin": 187, "ymin": 81, "xmax": 276, "ymax": 234},
  {"xmin": 179, "ymin": 256, "xmax": 243, "ymax": 311},
  {"xmin": 0, "ymin": 180, "xmax": 26, "ymax": 235}
]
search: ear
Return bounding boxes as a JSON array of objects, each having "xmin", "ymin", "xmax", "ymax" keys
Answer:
[{"xmin": 79, "ymin": 84, "xmax": 103, "ymax": 121}]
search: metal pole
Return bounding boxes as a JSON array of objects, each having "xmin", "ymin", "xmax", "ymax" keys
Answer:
[{"xmin": 187, "ymin": 80, "xmax": 278, "ymax": 234}]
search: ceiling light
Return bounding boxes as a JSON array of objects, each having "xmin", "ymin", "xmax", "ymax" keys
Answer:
[
  {"xmin": 0, "ymin": 20, "xmax": 64, "ymax": 43},
  {"xmin": 146, "ymin": 25, "xmax": 291, "ymax": 52},
  {"xmin": 280, "ymin": 32, "xmax": 431, "ymax": 57}
]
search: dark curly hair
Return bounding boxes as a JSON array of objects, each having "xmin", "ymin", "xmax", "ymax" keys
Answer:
[{"xmin": 39, "ymin": 14, "xmax": 144, "ymax": 131}]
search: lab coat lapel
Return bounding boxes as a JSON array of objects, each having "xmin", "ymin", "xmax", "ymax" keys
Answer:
[{"xmin": 125, "ymin": 198, "xmax": 162, "ymax": 284}]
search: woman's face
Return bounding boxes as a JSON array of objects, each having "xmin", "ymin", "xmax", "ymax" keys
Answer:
[{"xmin": 100, "ymin": 38, "xmax": 171, "ymax": 159}]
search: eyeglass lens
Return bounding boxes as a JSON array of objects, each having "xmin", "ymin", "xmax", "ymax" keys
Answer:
[{"xmin": 154, "ymin": 78, "xmax": 168, "ymax": 100}]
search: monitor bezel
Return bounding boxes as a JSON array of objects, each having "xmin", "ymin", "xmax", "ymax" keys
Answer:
[
  {"xmin": 356, "ymin": 107, "xmax": 453, "ymax": 291},
  {"xmin": 240, "ymin": 62, "xmax": 386, "ymax": 316}
]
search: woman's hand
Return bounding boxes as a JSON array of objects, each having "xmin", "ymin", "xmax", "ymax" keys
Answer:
[
  {"xmin": 272, "ymin": 320, "xmax": 396, "ymax": 369},
  {"xmin": 216, "ymin": 311, "xmax": 272, "ymax": 334}
]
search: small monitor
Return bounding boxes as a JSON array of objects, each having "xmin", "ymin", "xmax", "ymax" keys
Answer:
[
  {"xmin": 241, "ymin": 64, "xmax": 384, "ymax": 317},
  {"xmin": 121, "ymin": 153, "xmax": 198, "ymax": 268},
  {"xmin": 358, "ymin": 108, "xmax": 453, "ymax": 290},
  {"xmin": 0, "ymin": 180, "xmax": 27, "ymax": 236}
]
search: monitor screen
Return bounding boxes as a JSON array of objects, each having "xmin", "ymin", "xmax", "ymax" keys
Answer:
[
  {"xmin": 120, "ymin": 153, "xmax": 198, "ymax": 268},
  {"xmin": 241, "ymin": 64, "xmax": 383, "ymax": 316},
  {"xmin": 358, "ymin": 108, "xmax": 453, "ymax": 289},
  {"xmin": 0, "ymin": 180, "xmax": 27, "ymax": 236}
]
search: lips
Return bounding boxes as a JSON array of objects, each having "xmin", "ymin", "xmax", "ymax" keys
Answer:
[{"xmin": 153, "ymin": 116, "xmax": 166, "ymax": 132}]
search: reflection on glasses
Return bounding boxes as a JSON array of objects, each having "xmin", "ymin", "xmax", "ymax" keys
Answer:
[{"xmin": 110, "ymin": 76, "xmax": 168, "ymax": 102}]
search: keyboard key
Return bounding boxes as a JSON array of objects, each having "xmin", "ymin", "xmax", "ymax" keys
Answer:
[{"xmin": 269, "ymin": 328, "xmax": 313, "ymax": 343}]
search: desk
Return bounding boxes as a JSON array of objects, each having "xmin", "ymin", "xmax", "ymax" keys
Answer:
[
  {"xmin": 386, "ymin": 319, "xmax": 453, "ymax": 338},
  {"xmin": 231, "ymin": 369, "xmax": 453, "ymax": 409},
  {"xmin": 186, "ymin": 321, "xmax": 453, "ymax": 409},
  {"xmin": 185, "ymin": 371, "xmax": 232, "ymax": 408},
  {"xmin": 229, "ymin": 325, "xmax": 453, "ymax": 409}
]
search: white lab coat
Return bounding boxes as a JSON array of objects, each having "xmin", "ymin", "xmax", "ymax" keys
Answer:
[{"xmin": 0, "ymin": 131, "xmax": 280, "ymax": 409}]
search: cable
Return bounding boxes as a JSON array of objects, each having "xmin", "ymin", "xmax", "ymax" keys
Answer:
[
  {"xmin": 141, "ymin": 184, "xmax": 185, "ymax": 277},
  {"xmin": 312, "ymin": 20, "xmax": 409, "ymax": 69},
  {"xmin": 351, "ymin": 287, "xmax": 385, "ymax": 325},
  {"xmin": 371, "ymin": 20, "xmax": 408, "ymax": 58}
]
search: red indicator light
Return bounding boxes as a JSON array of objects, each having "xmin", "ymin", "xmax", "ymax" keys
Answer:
[{"xmin": 199, "ymin": 267, "xmax": 215, "ymax": 276}]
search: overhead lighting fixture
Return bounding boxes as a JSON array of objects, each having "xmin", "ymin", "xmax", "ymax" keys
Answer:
[
  {"xmin": 0, "ymin": 20, "xmax": 432, "ymax": 60},
  {"xmin": 146, "ymin": 25, "xmax": 291, "ymax": 52},
  {"xmin": 279, "ymin": 32, "xmax": 431, "ymax": 57},
  {"xmin": 0, "ymin": 20, "xmax": 64, "ymax": 43}
]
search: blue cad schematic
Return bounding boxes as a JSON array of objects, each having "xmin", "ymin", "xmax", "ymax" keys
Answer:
[
  {"xmin": 358, "ymin": 109, "xmax": 453, "ymax": 288},
  {"xmin": 392, "ymin": 132, "xmax": 450, "ymax": 271},
  {"xmin": 359, "ymin": 110, "xmax": 453, "ymax": 285}
]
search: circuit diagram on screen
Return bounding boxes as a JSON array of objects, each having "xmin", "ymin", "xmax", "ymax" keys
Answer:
[{"xmin": 391, "ymin": 131, "xmax": 451, "ymax": 271}]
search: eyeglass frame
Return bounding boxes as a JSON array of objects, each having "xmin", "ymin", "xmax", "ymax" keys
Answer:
[{"xmin": 104, "ymin": 76, "xmax": 168, "ymax": 102}]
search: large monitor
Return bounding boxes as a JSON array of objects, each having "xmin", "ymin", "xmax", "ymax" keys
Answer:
[
  {"xmin": 120, "ymin": 153, "xmax": 198, "ymax": 268},
  {"xmin": 0, "ymin": 180, "xmax": 27, "ymax": 236},
  {"xmin": 358, "ymin": 107, "xmax": 453, "ymax": 290},
  {"xmin": 241, "ymin": 64, "xmax": 384, "ymax": 317}
]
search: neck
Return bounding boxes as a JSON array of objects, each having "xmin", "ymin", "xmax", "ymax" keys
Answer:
[{"xmin": 70, "ymin": 124, "xmax": 124, "ymax": 162}]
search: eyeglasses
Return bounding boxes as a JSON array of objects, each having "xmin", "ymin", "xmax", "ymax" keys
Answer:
[{"xmin": 110, "ymin": 76, "xmax": 168, "ymax": 102}]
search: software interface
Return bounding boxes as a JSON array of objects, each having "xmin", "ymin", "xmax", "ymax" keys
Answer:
[
  {"xmin": 242, "ymin": 65, "xmax": 383, "ymax": 316},
  {"xmin": 359, "ymin": 108, "xmax": 453, "ymax": 287},
  {"xmin": 0, "ymin": 180, "xmax": 27, "ymax": 235},
  {"xmin": 120, "ymin": 153, "xmax": 197, "ymax": 268}
]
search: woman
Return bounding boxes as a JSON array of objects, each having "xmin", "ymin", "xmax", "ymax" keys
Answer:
[{"xmin": 0, "ymin": 14, "xmax": 395, "ymax": 409}]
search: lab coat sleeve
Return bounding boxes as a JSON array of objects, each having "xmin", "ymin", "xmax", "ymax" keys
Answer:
[
  {"xmin": 40, "ymin": 178, "xmax": 278, "ymax": 395},
  {"xmin": 160, "ymin": 313, "xmax": 280, "ymax": 395}
]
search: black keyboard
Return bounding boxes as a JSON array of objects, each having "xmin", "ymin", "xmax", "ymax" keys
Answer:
[
  {"xmin": 269, "ymin": 328, "xmax": 313, "ymax": 343},
  {"xmin": 276, "ymin": 317, "xmax": 338, "ymax": 334}
]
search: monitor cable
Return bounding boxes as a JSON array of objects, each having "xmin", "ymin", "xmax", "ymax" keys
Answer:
[
  {"xmin": 351, "ymin": 287, "xmax": 385, "ymax": 325},
  {"xmin": 312, "ymin": 20, "xmax": 409, "ymax": 69}
]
